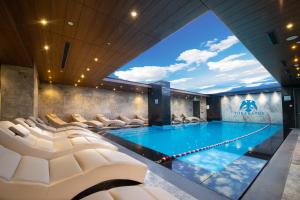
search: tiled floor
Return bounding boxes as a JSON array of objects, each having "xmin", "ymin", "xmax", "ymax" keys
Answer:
[
  {"xmin": 145, "ymin": 171, "xmax": 198, "ymax": 200},
  {"xmin": 282, "ymin": 132, "xmax": 300, "ymax": 200}
]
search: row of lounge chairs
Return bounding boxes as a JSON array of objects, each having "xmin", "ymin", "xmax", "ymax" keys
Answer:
[
  {"xmin": 46, "ymin": 113, "xmax": 148, "ymax": 130},
  {"xmin": 0, "ymin": 117, "xmax": 177, "ymax": 200},
  {"xmin": 172, "ymin": 113, "xmax": 205, "ymax": 124}
]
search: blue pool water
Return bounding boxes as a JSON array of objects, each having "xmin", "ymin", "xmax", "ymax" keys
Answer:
[{"xmin": 109, "ymin": 121, "xmax": 282, "ymax": 172}]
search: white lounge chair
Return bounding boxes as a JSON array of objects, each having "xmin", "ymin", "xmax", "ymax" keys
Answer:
[
  {"xmin": 0, "ymin": 145, "xmax": 147, "ymax": 200},
  {"xmin": 15, "ymin": 118, "xmax": 99, "ymax": 140},
  {"xmin": 119, "ymin": 115, "xmax": 144, "ymax": 126},
  {"xmin": 82, "ymin": 185, "xmax": 178, "ymax": 200},
  {"xmin": 171, "ymin": 114, "xmax": 183, "ymax": 124},
  {"xmin": 135, "ymin": 114, "xmax": 148, "ymax": 125},
  {"xmin": 96, "ymin": 114, "xmax": 126, "ymax": 127},
  {"xmin": 29, "ymin": 116, "xmax": 91, "ymax": 133},
  {"xmin": 46, "ymin": 113, "xmax": 88, "ymax": 128},
  {"xmin": 181, "ymin": 114, "xmax": 201, "ymax": 123},
  {"xmin": 72, "ymin": 114, "xmax": 104, "ymax": 128},
  {"xmin": 0, "ymin": 121, "xmax": 117, "ymax": 159}
]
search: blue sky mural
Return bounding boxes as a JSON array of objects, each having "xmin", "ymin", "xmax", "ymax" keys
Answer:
[{"xmin": 110, "ymin": 11, "xmax": 279, "ymax": 94}]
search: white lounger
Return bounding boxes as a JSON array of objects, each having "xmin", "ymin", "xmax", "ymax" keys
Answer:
[
  {"xmin": 82, "ymin": 185, "xmax": 178, "ymax": 200},
  {"xmin": 0, "ymin": 145, "xmax": 147, "ymax": 200},
  {"xmin": 135, "ymin": 114, "xmax": 148, "ymax": 124},
  {"xmin": 96, "ymin": 114, "xmax": 126, "ymax": 127},
  {"xmin": 172, "ymin": 114, "xmax": 183, "ymax": 124},
  {"xmin": 119, "ymin": 115, "xmax": 144, "ymax": 126},
  {"xmin": 46, "ymin": 113, "xmax": 89, "ymax": 128},
  {"xmin": 0, "ymin": 121, "xmax": 117, "ymax": 159},
  {"xmin": 72, "ymin": 114, "xmax": 104, "ymax": 128},
  {"xmin": 15, "ymin": 118, "xmax": 99, "ymax": 140},
  {"xmin": 181, "ymin": 114, "xmax": 201, "ymax": 122},
  {"xmin": 29, "ymin": 116, "xmax": 91, "ymax": 133}
]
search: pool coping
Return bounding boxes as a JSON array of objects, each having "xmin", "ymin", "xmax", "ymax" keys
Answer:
[
  {"xmin": 100, "ymin": 125, "xmax": 294, "ymax": 200},
  {"xmin": 242, "ymin": 129, "xmax": 299, "ymax": 200}
]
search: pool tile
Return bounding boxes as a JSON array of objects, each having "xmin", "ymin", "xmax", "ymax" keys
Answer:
[
  {"xmin": 202, "ymin": 155, "xmax": 267, "ymax": 200},
  {"xmin": 171, "ymin": 159, "xmax": 213, "ymax": 183}
]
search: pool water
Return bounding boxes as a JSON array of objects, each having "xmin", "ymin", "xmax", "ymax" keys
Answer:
[{"xmin": 109, "ymin": 121, "xmax": 282, "ymax": 172}]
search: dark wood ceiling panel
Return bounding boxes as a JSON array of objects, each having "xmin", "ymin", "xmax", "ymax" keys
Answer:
[
  {"xmin": 0, "ymin": 0, "xmax": 206, "ymax": 87},
  {"xmin": 0, "ymin": 0, "xmax": 32, "ymax": 66},
  {"xmin": 203, "ymin": 0, "xmax": 300, "ymax": 86}
]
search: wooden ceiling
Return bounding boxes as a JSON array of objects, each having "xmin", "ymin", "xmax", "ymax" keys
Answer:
[
  {"xmin": 1, "ymin": 0, "xmax": 300, "ymax": 87},
  {"xmin": 203, "ymin": 0, "xmax": 300, "ymax": 86},
  {"xmin": 0, "ymin": 0, "xmax": 206, "ymax": 86}
]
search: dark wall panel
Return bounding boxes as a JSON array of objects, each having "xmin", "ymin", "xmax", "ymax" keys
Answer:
[
  {"xmin": 206, "ymin": 96, "xmax": 221, "ymax": 121},
  {"xmin": 148, "ymin": 81, "xmax": 171, "ymax": 125}
]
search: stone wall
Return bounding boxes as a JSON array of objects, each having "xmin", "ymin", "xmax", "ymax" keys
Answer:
[
  {"xmin": 0, "ymin": 64, "xmax": 36, "ymax": 120},
  {"xmin": 221, "ymin": 92, "xmax": 283, "ymax": 124},
  {"xmin": 38, "ymin": 83, "xmax": 148, "ymax": 122},
  {"xmin": 171, "ymin": 96, "xmax": 207, "ymax": 119}
]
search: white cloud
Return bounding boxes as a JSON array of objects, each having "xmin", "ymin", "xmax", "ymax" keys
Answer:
[
  {"xmin": 114, "ymin": 66, "xmax": 168, "ymax": 82},
  {"xmin": 240, "ymin": 74, "xmax": 271, "ymax": 84},
  {"xmin": 208, "ymin": 36, "xmax": 239, "ymax": 52},
  {"xmin": 207, "ymin": 54, "xmax": 258, "ymax": 72},
  {"xmin": 170, "ymin": 78, "xmax": 192, "ymax": 84},
  {"xmin": 200, "ymin": 86, "xmax": 241, "ymax": 94},
  {"xmin": 176, "ymin": 49, "xmax": 217, "ymax": 64},
  {"xmin": 204, "ymin": 38, "xmax": 218, "ymax": 47},
  {"xmin": 245, "ymin": 83, "xmax": 264, "ymax": 87},
  {"xmin": 187, "ymin": 67, "xmax": 197, "ymax": 72},
  {"xmin": 198, "ymin": 84, "xmax": 216, "ymax": 90}
]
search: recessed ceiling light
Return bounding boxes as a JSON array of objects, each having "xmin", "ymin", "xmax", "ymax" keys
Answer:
[
  {"xmin": 130, "ymin": 10, "xmax": 138, "ymax": 18},
  {"xmin": 67, "ymin": 21, "xmax": 74, "ymax": 26},
  {"xmin": 291, "ymin": 44, "xmax": 297, "ymax": 50},
  {"xmin": 297, "ymin": 67, "xmax": 300, "ymax": 70},
  {"xmin": 81, "ymin": 74, "xmax": 85, "ymax": 78},
  {"xmin": 96, "ymin": 86, "xmax": 99, "ymax": 89},
  {"xmin": 86, "ymin": 67, "xmax": 90, "ymax": 71},
  {"xmin": 47, "ymin": 69, "xmax": 51, "ymax": 73},
  {"xmin": 297, "ymin": 74, "xmax": 300, "ymax": 77},
  {"xmin": 77, "ymin": 79, "xmax": 81, "ymax": 83},
  {"xmin": 75, "ymin": 83, "xmax": 78, "ymax": 87},
  {"xmin": 94, "ymin": 58, "xmax": 98, "ymax": 62},
  {"xmin": 286, "ymin": 35, "xmax": 298, "ymax": 41},
  {"xmin": 113, "ymin": 88, "xmax": 116, "ymax": 91},
  {"xmin": 40, "ymin": 19, "xmax": 48, "ymax": 26},
  {"xmin": 294, "ymin": 57, "xmax": 299, "ymax": 62},
  {"xmin": 286, "ymin": 23, "xmax": 294, "ymax": 29},
  {"xmin": 44, "ymin": 45, "xmax": 49, "ymax": 50}
]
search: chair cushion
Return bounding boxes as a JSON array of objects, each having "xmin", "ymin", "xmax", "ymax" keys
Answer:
[
  {"xmin": 25, "ymin": 119, "xmax": 36, "ymax": 127},
  {"xmin": 0, "ymin": 145, "xmax": 21, "ymax": 181},
  {"xmin": 74, "ymin": 149, "xmax": 108, "ymax": 171},
  {"xmin": 9, "ymin": 124, "xmax": 30, "ymax": 137},
  {"xmin": 13, "ymin": 156, "xmax": 49, "ymax": 184},
  {"xmin": 49, "ymin": 154, "xmax": 82, "ymax": 182}
]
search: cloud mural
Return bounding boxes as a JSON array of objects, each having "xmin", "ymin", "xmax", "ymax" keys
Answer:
[{"xmin": 111, "ymin": 11, "xmax": 279, "ymax": 94}]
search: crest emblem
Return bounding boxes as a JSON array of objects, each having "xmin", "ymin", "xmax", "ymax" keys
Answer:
[{"xmin": 239, "ymin": 100, "xmax": 257, "ymax": 113}]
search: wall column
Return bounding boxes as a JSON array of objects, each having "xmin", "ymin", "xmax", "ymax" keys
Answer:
[
  {"xmin": 0, "ymin": 64, "xmax": 38, "ymax": 120},
  {"xmin": 148, "ymin": 81, "xmax": 171, "ymax": 125}
]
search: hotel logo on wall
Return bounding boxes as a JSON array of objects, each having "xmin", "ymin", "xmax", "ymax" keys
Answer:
[{"xmin": 234, "ymin": 99, "xmax": 264, "ymax": 116}]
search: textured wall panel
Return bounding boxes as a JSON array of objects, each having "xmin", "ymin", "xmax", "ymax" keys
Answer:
[
  {"xmin": 39, "ymin": 83, "xmax": 148, "ymax": 122},
  {"xmin": 221, "ymin": 92, "xmax": 283, "ymax": 124}
]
